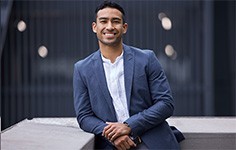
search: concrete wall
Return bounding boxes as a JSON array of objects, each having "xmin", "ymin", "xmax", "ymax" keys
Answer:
[
  {"xmin": 167, "ymin": 117, "xmax": 236, "ymax": 149},
  {"xmin": 1, "ymin": 117, "xmax": 236, "ymax": 150}
]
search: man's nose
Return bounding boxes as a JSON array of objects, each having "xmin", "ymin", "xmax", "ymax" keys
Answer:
[{"xmin": 106, "ymin": 21, "xmax": 114, "ymax": 30}]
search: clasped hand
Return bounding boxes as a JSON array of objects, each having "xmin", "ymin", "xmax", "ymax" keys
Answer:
[{"xmin": 102, "ymin": 122, "xmax": 136, "ymax": 150}]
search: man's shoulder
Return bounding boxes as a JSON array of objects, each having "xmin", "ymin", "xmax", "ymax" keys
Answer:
[
  {"xmin": 124, "ymin": 44, "xmax": 155, "ymax": 57},
  {"xmin": 74, "ymin": 50, "xmax": 99, "ymax": 67}
]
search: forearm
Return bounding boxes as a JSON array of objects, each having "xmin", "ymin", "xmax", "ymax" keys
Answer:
[
  {"xmin": 74, "ymin": 91, "xmax": 107, "ymax": 135},
  {"xmin": 125, "ymin": 100, "xmax": 174, "ymax": 137},
  {"xmin": 77, "ymin": 115, "xmax": 107, "ymax": 135}
]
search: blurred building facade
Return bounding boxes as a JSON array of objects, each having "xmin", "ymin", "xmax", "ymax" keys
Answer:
[{"xmin": 1, "ymin": 0, "xmax": 235, "ymax": 130}]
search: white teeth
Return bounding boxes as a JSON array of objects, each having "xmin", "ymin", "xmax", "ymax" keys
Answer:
[{"xmin": 105, "ymin": 33, "xmax": 115, "ymax": 35}]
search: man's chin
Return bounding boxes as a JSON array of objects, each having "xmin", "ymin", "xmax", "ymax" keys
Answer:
[{"xmin": 99, "ymin": 40, "xmax": 121, "ymax": 47}]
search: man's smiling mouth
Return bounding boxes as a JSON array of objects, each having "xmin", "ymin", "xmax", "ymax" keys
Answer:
[
  {"xmin": 103, "ymin": 33, "xmax": 116, "ymax": 35},
  {"xmin": 103, "ymin": 33, "xmax": 117, "ymax": 38}
]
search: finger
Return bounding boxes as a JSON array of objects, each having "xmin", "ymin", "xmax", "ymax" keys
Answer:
[
  {"xmin": 115, "ymin": 144, "xmax": 124, "ymax": 150},
  {"xmin": 110, "ymin": 132, "xmax": 119, "ymax": 142},
  {"xmin": 106, "ymin": 122, "xmax": 114, "ymax": 125},
  {"xmin": 103, "ymin": 124, "xmax": 112, "ymax": 132},
  {"xmin": 102, "ymin": 124, "xmax": 111, "ymax": 136},
  {"xmin": 119, "ymin": 144, "xmax": 126, "ymax": 150},
  {"xmin": 127, "ymin": 138, "xmax": 136, "ymax": 147},
  {"xmin": 116, "ymin": 146, "xmax": 122, "ymax": 150},
  {"xmin": 105, "ymin": 127, "xmax": 116, "ymax": 139},
  {"xmin": 107, "ymin": 131, "xmax": 115, "ymax": 140},
  {"xmin": 123, "ymin": 141, "xmax": 131, "ymax": 149},
  {"xmin": 104, "ymin": 123, "xmax": 117, "ymax": 136},
  {"xmin": 110, "ymin": 128, "xmax": 128, "ymax": 141}
]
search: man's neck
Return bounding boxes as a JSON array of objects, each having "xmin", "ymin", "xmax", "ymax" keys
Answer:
[{"xmin": 99, "ymin": 43, "xmax": 123, "ymax": 63}]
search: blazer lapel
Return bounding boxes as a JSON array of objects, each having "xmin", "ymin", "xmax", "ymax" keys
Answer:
[
  {"xmin": 123, "ymin": 44, "xmax": 134, "ymax": 110},
  {"xmin": 92, "ymin": 50, "xmax": 117, "ymax": 121}
]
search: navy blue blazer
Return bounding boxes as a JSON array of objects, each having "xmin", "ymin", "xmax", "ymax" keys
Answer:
[{"xmin": 73, "ymin": 44, "xmax": 180, "ymax": 149}]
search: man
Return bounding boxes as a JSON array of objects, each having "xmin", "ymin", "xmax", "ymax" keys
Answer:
[{"xmin": 73, "ymin": 1, "xmax": 180, "ymax": 149}]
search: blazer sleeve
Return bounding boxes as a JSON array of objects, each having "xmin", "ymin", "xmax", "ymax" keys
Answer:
[
  {"xmin": 73, "ymin": 63, "xmax": 106, "ymax": 135},
  {"xmin": 125, "ymin": 51, "xmax": 174, "ymax": 137}
]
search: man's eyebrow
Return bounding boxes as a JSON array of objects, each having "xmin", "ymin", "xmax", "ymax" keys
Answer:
[
  {"xmin": 98, "ymin": 17, "xmax": 109, "ymax": 20},
  {"xmin": 112, "ymin": 18, "xmax": 122, "ymax": 21},
  {"xmin": 98, "ymin": 17, "xmax": 122, "ymax": 20}
]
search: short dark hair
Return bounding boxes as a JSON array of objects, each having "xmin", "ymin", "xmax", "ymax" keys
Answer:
[{"xmin": 94, "ymin": 1, "xmax": 126, "ymax": 23}]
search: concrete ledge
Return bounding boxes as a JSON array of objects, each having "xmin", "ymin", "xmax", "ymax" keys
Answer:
[
  {"xmin": 1, "ymin": 118, "xmax": 94, "ymax": 150},
  {"xmin": 167, "ymin": 117, "xmax": 236, "ymax": 149},
  {"xmin": 1, "ymin": 117, "xmax": 236, "ymax": 149}
]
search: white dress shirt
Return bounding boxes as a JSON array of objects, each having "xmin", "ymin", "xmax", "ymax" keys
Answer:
[{"xmin": 101, "ymin": 51, "xmax": 130, "ymax": 123}]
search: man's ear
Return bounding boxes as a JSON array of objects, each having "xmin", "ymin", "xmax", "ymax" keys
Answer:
[
  {"xmin": 92, "ymin": 22, "xmax": 97, "ymax": 33},
  {"xmin": 123, "ymin": 23, "xmax": 128, "ymax": 34}
]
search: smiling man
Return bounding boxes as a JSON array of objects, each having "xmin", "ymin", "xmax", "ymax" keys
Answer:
[{"xmin": 73, "ymin": 1, "xmax": 181, "ymax": 149}]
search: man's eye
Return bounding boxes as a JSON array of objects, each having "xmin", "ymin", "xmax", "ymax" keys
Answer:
[
  {"xmin": 100, "ymin": 20, "xmax": 106, "ymax": 23},
  {"xmin": 113, "ymin": 20, "xmax": 121, "ymax": 24}
]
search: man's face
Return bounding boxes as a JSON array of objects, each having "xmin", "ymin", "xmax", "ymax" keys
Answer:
[{"xmin": 92, "ymin": 7, "xmax": 128, "ymax": 47}]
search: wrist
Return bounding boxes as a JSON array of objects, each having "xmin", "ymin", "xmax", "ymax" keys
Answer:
[
  {"xmin": 123, "ymin": 122, "xmax": 132, "ymax": 135},
  {"xmin": 123, "ymin": 122, "xmax": 130, "ymax": 128},
  {"xmin": 123, "ymin": 122, "xmax": 142, "ymax": 145}
]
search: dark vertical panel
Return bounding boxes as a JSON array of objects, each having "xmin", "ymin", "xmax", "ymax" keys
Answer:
[
  {"xmin": 203, "ymin": 1, "xmax": 214, "ymax": 115},
  {"xmin": 214, "ymin": 1, "xmax": 235, "ymax": 116},
  {"xmin": 28, "ymin": 1, "xmax": 35, "ymax": 119},
  {"xmin": 214, "ymin": 1, "xmax": 231, "ymax": 115},
  {"xmin": 228, "ymin": 1, "xmax": 236, "ymax": 116}
]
